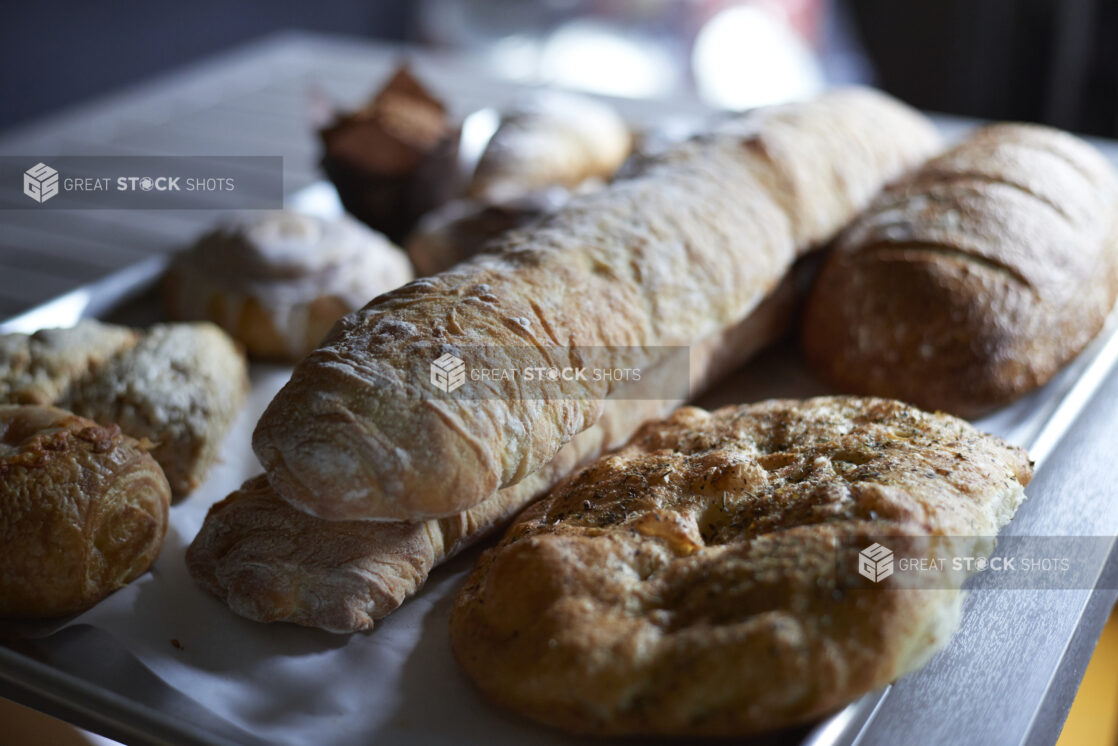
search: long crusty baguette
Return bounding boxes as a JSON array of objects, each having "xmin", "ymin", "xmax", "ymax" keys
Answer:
[
  {"xmin": 450, "ymin": 397, "xmax": 1032, "ymax": 736},
  {"xmin": 189, "ymin": 401, "xmax": 667, "ymax": 632},
  {"xmin": 188, "ymin": 268, "xmax": 804, "ymax": 631},
  {"xmin": 802, "ymin": 123, "xmax": 1118, "ymax": 416},
  {"xmin": 253, "ymin": 88, "xmax": 941, "ymax": 522}
]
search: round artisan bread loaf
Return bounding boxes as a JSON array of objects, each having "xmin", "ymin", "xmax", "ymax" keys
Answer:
[
  {"xmin": 0, "ymin": 405, "xmax": 170, "ymax": 618},
  {"xmin": 802, "ymin": 123, "xmax": 1118, "ymax": 417}
]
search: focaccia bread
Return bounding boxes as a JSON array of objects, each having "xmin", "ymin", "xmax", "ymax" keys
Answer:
[
  {"xmin": 0, "ymin": 321, "xmax": 139, "ymax": 405},
  {"xmin": 253, "ymin": 88, "xmax": 942, "ymax": 522},
  {"xmin": 0, "ymin": 405, "xmax": 170, "ymax": 618},
  {"xmin": 65, "ymin": 323, "xmax": 248, "ymax": 498},
  {"xmin": 802, "ymin": 123, "xmax": 1118, "ymax": 416},
  {"xmin": 164, "ymin": 211, "xmax": 413, "ymax": 361},
  {"xmin": 450, "ymin": 397, "xmax": 1032, "ymax": 736},
  {"xmin": 188, "ymin": 268, "xmax": 806, "ymax": 631}
]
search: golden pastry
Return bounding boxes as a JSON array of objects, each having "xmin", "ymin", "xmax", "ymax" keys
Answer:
[
  {"xmin": 164, "ymin": 211, "xmax": 413, "ymax": 361},
  {"xmin": 466, "ymin": 92, "xmax": 631, "ymax": 202},
  {"xmin": 0, "ymin": 405, "xmax": 170, "ymax": 618},
  {"xmin": 0, "ymin": 320, "xmax": 138, "ymax": 405}
]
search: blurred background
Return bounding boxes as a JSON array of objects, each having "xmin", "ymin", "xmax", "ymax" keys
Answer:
[{"xmin": 1, "ymin": 0, "xmax": 1114, "ymax": 135}]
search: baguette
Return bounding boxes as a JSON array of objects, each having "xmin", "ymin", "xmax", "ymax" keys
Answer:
[
  {"xmin": 188, "ymin": 269, "xmax": 804, "ymax": 631},
  {"xmin": 802, "ymin": 123, "xmax": 1118, "ymax": 416},
  {"xmin": 189, "ymin": 400, "xmax": 667, "ymax": 632},
  {"xmin": 253, "ymin": 88, "xmax": 941, "ymax": 522}
]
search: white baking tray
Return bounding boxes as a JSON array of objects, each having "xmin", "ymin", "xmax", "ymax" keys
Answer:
[{"xmin": 2, "ymin": 180, "xmax": 1118, "ymax": 746}]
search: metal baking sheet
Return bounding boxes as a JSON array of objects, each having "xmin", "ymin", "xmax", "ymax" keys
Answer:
[{"xmin": 3, "ymin": 174, "xmax": 1118, "ymax": 746}]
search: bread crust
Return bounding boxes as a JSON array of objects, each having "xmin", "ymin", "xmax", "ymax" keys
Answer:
[
  {"xmin": 253, "ymin": 89, "xmax": 942, "ymax": 522},
  {"xmin": 65, "ymin": 323, "xmax": 248, "ymax": 498},
  {"xmin": 802, "ymin": 123, "xmax": 1118, "ymax": 416},
  {"xmin": 0, "ymin": 405, "xmax": 170, "ymax": 618},
  {"xmin": 466, "ymin": 92, "xmax": 631, "ymax": 202},
  {"xmin": 449, "ymin": 396, "xmax": 1032, "ymax": 736},
  {"xmin": 188, "ymin": 270, "xmax": 806, "ymax": 631},
  {"xmin": 0, "ymin": 321, "xmax": 139, "ymax": 405}
]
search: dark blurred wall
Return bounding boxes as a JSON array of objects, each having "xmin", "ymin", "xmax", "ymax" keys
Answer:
[
  {"xmin": 3, "ymin": 0, "xmax": 1115, "ymax": 138},
  {"xmin": 0, "ymin": 1, "xmax": 416, "ymax": 131},
  {"xmin": 848, "ymin": 0, "xmax": 1117, "ymax": 136}
]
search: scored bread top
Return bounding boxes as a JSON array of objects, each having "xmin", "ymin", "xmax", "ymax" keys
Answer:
[
  {"xmin": 449, "ymin": 396, "xmax": 1032, "ymax": 736},
  {"xmin": 803, "ymin": 123, "xmax": 1118, "ymax": 416},
  {"xmin": 253, "ymin": 88, "xmax": 942, "ymax": 521}
]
